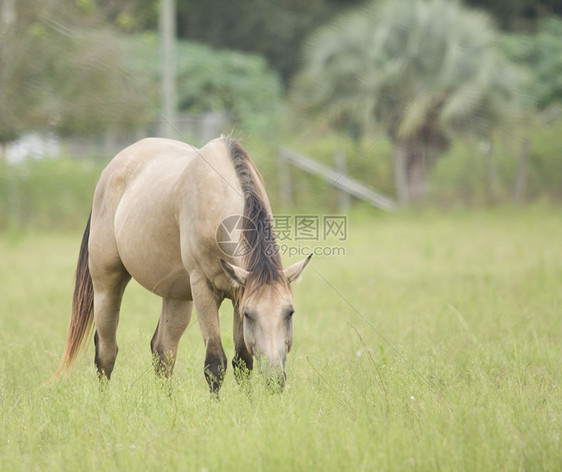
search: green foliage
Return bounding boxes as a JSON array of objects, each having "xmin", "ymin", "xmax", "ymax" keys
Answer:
[
  {"xmin": 1, "ymin": 209, "xmax": 561, "ymax": 470},
  {"xmin": 428, "ymin": 117, "xmax": 562, "ymax": 205},
  {"xmin": 428, "ymin": 138, "xmax": 509, "ymax": 206},
  {"xmin": 0, "ymin": 0, "xmax": 150, "ymax": 144},
  {"xmin": 125, "ymin": 35, "xmax": 282, "ymax": 135},
  {"xmin": 175, "ymin": 0, "xmax": 364, "ymax": 84},
  {"xmin": 526, "ymin": 119, "xmax": 562, "ymax": 200},
  {"xmin": 83, "ymin": 1, "xmax": 366, "ymax": 84},
  {"xmin": 502, "ymin": 17, "xmax": 562, "ymax": 110},
  {"xmin": 88, "ymin": 1, "xmax": 562, "ymax": 85},
  {"xmin": 0, "ymin": 157, "xmax": 105, "ymax": 231},
  {"xmin": 465, "ymin": 0, "xmax": 562, "ymax": 30}
]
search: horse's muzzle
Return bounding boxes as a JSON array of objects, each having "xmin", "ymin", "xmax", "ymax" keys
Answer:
[
  {"xmin": 256, "ymin": 356, "xmax": 287, "ymax": 392},
  {"xmin": 266, "ymin": 368, "xmax": 287, "ymax": 393}
]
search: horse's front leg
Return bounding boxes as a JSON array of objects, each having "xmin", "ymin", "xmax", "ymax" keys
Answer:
[
  {"xmin": 232, "ymin": 300, "xmax": 253, "ymax": 382},
  {"xmin": 191, "ymin": 273, "xmax": 227, "ymax": 395}
]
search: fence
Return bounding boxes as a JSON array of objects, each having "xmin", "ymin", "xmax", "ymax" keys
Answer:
[{"xmin": 277, "ymin": 148, "xmax": 396, "ymax": 211}]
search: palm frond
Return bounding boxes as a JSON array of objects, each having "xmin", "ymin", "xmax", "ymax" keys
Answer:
[{"xmin": 289, "ymin": 0, "xmax": 525, "ymax": 141}]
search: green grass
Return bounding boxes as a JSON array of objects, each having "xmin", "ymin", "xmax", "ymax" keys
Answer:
[{"xmin": 0, "ymin": 207, "xmax": 560, "ymax": 471}]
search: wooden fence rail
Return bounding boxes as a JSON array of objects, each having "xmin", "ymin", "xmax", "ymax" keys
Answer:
[{"xmin": 277, "ymin": 148, "xmax": 396, "ymax": 211}]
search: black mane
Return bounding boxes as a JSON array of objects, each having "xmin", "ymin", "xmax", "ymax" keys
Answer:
[{"xmin": 223, "ymin": 136, "xmax": 284, "ymax": 289}]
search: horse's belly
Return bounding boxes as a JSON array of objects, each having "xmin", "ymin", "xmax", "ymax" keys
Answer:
[
  {"xmin": 114, "ymin": 213, "xmax": 192, "ymax": 300},
  {"xmin": 125, "ymin": 256, "xmax": 192, "ymax": 300}
]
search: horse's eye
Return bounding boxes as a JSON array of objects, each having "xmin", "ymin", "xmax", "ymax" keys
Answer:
[
  {"xmin": 285, "ymin": 307, "xmax": 295, "ymax": 320},
  {"xmin": 243, "ymin": 310, "xmax": 252, "ymax": 321}
]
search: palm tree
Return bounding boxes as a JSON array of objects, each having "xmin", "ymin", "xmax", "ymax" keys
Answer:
[{"xmin": 291, "ymin": 0, "xmax": 523, "ymax": 205}]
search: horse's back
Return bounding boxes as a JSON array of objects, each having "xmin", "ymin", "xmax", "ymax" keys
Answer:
[{"xmin": 89, "ymin": 137, "xmax": 242, "ymax": 299}]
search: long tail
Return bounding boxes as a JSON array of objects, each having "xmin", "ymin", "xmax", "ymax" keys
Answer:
[{"xmin": 54, "ymin": 213, "xmax": 95, "ymax": 377}]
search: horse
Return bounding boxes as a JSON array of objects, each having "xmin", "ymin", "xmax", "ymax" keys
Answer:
[{"xmin": 54, "ymin": 136, "xmax": 311, "ymax": 394}]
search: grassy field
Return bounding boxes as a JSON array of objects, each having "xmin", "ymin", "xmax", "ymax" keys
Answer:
[{"xmin": 0, "ymin": 206, "xmax": 560, "ymax": 471}]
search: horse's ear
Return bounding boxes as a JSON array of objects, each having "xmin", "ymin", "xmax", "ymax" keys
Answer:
[
  {"xmin": 220, "ymin": 259, "xmax": 249, "ymax": 287},
  {"xmin": 284, "ymin": 254, "xmax": 312, "ymax": 284}
]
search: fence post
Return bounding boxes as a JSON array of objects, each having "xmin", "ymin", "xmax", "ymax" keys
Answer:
[
  {"xmin": 334, "ymin": 150, "xmax": 351, "ymax": 212},
  {"xmin": 393, "ymin": 143, "xmax": 409, "ymax": 206},
  {"xmin": 513, "ymin": 136, "xmax": 530, "ymax": 203},
  {"xmin": 277, "ymin": 150, "xmax": 292, "ymax": 207}
]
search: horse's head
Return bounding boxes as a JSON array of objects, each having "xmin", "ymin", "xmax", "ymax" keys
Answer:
[{"xmin": 220, "ymin": 255, "xmax": 311, "ymax": 390}]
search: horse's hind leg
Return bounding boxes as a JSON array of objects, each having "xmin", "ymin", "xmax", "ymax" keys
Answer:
[
  {"xmin": 151, "ymin": 298, "xmax": 193, "ymax": 376},
  {"xmin": 91, "ymin": 267, "xmax": 130, "ymax": 380}
]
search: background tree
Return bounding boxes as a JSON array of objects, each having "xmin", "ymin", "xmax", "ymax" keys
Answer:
[
  {"xmin": 0, "ymin": 0, "xmax": 46, "ymax": 147},
  {"xmin": 178, "ymin": 0, "xmax": 327, "ymax": 84},
  {"xmin": 502, "ymin": 17, "xmax": 562, "ymax": 111},
  {"xmin": 500, "ymin": 17, "xmax": 562, "ymax": 200},
  {"xmin": 85, "ymin": 0, "xmax": 562, "ymax": 89},
  {"xmin": 465, "ymin": 0, "xmax": 562, "ymax": 30},
  {"xmin": 124, "ymin": 35, "xmax": 282, "ymax": 134},
  {"xmin": 0, "ymin": 0, "xmax": 148, "ymax": 153},
  {"xmin": 290, "ymin": 0, "xmax": 524, "ymax": 205},
  {"xmin": 92, "ymin": 0, "xmax": 364, "ymax": 86}
]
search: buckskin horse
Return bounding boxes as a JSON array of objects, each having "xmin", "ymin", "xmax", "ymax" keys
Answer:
[{"xmin": 54, "ymin": 136, "xmax": 311, "ymax": 393}]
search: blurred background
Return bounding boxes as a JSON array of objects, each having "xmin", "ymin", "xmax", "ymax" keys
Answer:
[{"xmin": 1, "ymin": 0, "xmax": 561, "ymax": 231}]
